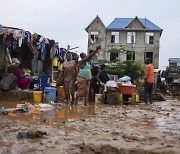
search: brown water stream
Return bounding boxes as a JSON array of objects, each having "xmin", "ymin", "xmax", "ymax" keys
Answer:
[
  {"xmin": 0, "ymin": 100, "xmax": 97, "ymax": 126},
  {"xmin": 0, "ymin": 100, "xmax": 180, "ymax": 153}
]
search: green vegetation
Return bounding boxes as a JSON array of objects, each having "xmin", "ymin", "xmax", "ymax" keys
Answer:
[
  {"xmin": 106, "ymin": 45, "xmax": 127, "ymax": 54},
  {"xmin": 97, "ymin": 45, "xmax": 144, "ymax": 83}
]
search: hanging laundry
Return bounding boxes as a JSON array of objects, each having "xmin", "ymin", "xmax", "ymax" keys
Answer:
[
  {"xmin": 13, "ymin": 29, "xmax": 23, "ymax": 47},
  {"xmin": 13, "ymin": 39, "xmax": 18, "ymax": 50},
  {"xmin": 32, "ymin": 33, "xmax": 38, "ymax": 40},
  {"xmin": 25, "ymin": 31, "xmax": 31, "ymax": 43},
  {"xmin": 36, "ymin": 35, "xmax": 42, "ymax": 50},
  {"xmin": 27, "ymin": 32, "xmax": 31, "ymax": 43},
  {"xmin": 21, "ymin": 30, "xmax": 26, "ymax": 40},
  {"xmin": 44, "ymin": 37, "xmax": 49, "ymax": 44},
  {"xmin": 3, "ymin": 28, "xmax": 8, "ymax": 43},
  {"xmin": 60, "ymin": 48, "xmax": 67, "ymax": 61},
  {"xmin": 0, "ymin": 24, "xmax": 3, "ymax": 34},
  {"xmin": 41, "ymin": 39, "xmax": 46, "ymax": 55},
  {"xmin": 55, "ymin": 43, "xmax": 60, "ymax": 57},
  {"xmin": 5, "ymin": 33, "xmax": 14, "ymax": 49}
]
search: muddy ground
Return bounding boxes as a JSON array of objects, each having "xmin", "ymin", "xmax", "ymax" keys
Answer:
[{"xmin": 0, "ymin": 100, "xmax": 180, "ymax": 154}]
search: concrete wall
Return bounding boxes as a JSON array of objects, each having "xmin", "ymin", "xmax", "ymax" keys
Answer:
[
  {"xmin": 105, "ymin": 30, "xmax": 161, "ymax": 68},
  {"xmin": 87, "ymin": 17, "xmax": 162, "ymax": 68},
  {"xmin": 87, "ymin": 17, "xmax": 106, "ymax": 61}
]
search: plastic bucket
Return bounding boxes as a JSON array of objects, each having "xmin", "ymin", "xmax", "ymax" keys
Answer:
[
  {"xmin": 44, "ymin": 87, "xmax": 57, "ymax": 103},
  {"xmin": 95, "ymin": 94, "xmax": 102, "ymax": 104},
  {"xmin": 57, "ymin": 86, "xmax": 65, "ymax": 98},
  {"xmin": 115, "ymin": 92, "xmax": 123, "ymax": 102},
  {"xmin": 51, "ymin": 58, "xmax": 58, "ymax": 66},
  {"xmin": 58, "ymin": 63, "xmax": 63, "ymax": 71},
  {"xmin": 33, "ymin": 91, "xmax": 42, "ymax": 104},
  {"xmin": 136, "ymin": 94, "xmax": 139, "ymax": 102},
  {"xmin": 39, "ymin": 75, "xmax": 50, "ymax": 91},
  {"xmin": 117, "ymin": 85, "xmax": 136, "ymax": 95}
]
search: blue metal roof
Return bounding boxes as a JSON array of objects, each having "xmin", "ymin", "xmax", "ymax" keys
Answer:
[{"xmin": 107, "ymin": 18, "xmax": 162, "ymax": 31}]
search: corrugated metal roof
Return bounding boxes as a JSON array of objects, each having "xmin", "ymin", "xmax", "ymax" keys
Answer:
[
  {"xmin": 107, "ymin": 17, "xmax": 162, "ymax": 31},
  {"xmin": 169, "ymin": 58, "xmax": 180, "ymax": 66},
  {"xmin": 168, "ymin": 58, "xmax": 180, "ymax": 66},
  {"xmin": 169, "ymin": 58, "xmax": 180, "ymax": 62}
]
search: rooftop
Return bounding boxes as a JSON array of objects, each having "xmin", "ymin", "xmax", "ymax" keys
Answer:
[{"xmin": 106, "ymin": 17, "xmax": 162, "ymax": 31}]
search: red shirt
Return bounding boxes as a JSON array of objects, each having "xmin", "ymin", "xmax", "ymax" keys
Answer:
[{"xmin": 144, "ymin": 64, "xmax": 154, "ymax": 83}]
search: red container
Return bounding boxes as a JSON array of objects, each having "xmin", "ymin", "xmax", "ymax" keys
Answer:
[{"xmin": 117, "ymin": 85, "xmax": 136, "ymax": 94}]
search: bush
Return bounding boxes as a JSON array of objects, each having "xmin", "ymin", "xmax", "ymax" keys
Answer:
[{"xmin": 105, "ymin": 60, "xmax": 144, "ymax": 83}]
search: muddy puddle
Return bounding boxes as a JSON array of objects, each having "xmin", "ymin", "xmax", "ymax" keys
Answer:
[
  {"xmin": 0, "ymin": 100, "xmax": 20, "ymax": 108},
  {"xmin": 0, "ymin": 100, "xmax": 98, "ymax": 126},
  {"xmin": 0, "ymin": 100, "xmax": 180, "ymax": 153}
]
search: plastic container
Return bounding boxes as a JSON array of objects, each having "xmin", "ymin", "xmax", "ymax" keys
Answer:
[
  {"xmin": 51, "ymin": 58, "xmax": 58, "ymax": 66},
  {"xmin": 58, "ymin": 63, "xmax": 63, "ymax": 71},
  {"xmin": 57, "ymin": 86, "xmax": 65, "ymax": 98},
  {"xmin": 136, "ymin": 94, "xmax": 139, "ymax": 102},
  {"xmin": 117, "ymin": 85, "xmax": 136, "ymax": 95},
  {"xmin": 95, "ymin": 94, "xmax": 102, "ymax": 104},
  {"xmin": 44, "ymin": 87, "xmax": 57, "ymax": 103},
  {"xmin": 39, "ymin": 75, "xmax": 50, "ymax": 91},
  {"xmin": 0, "ymin": 73, "xmax": 16, "ymax": 90},
  {"xmin": 115, "ymin": 92, "xmax": 123, "ymax": 102},
  {"xmin": 50, "ymin": 82, "xmax": 56, "ymax": 87},
  {"xmin": 33, "ymin": 91, "xmax": 43, "ymax": 104}
]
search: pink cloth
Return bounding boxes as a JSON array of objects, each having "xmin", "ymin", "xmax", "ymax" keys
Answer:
[{"xmin": 14, "ymin": 68, "xmax": 30, "ymax": 90}]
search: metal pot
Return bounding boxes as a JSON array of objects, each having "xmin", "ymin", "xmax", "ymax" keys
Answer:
[{"xmin": 106, "ymin": 86, "xmax": 117, "ymax": 92}]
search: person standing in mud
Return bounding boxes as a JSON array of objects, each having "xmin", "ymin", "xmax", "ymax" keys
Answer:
[
  {"xmin": 75, "ymin": 45, "xmax": 101, "ymax": 105},
  {"xmin": 144, "ymin": 57, "xmax": 154, "ymax": 104},
  {"xmin": 97, "ymin": 64, "xmax": 110, "ymax": 84},
  {"xmin": 89, "ymin": 64, "xmax": 101, "ymax": 102},
  {"xmin": 61, "ymin": 53, "xmax": 77, "ymax": 104}
]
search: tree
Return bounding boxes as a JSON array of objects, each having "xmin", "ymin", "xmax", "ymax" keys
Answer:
[{"xmin": 98, "ymin": 45, "xmax": 144, "ymax": 83}]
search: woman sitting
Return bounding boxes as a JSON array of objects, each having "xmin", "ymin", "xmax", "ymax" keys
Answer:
[{"xmin": 14, "ymin": 64, "xmax": 30, "ymax": 90}]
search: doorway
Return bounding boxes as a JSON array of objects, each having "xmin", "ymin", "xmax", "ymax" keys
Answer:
[{"xmin": 144, "ymin": 52, "xmax": 153, "ymax": 63}]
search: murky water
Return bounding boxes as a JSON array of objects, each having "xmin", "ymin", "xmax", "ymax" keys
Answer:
[
  {"xmin": 154, "ymin": 101, "xmax": 180, "ymax": 133},
  {"xmin": 0, "ymin": 100, "xmax": 19, "ymax": 108},
  {"xmin": 0, "ymin": 100, "xmax": 180, "ymax": 153},
  {"xmin": 1, "ymin": 100, "xmax": 97, "ymax": 126}
]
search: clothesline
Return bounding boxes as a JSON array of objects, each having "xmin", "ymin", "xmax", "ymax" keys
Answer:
[{"xmin": 2, "ymin": 26, "xmax": 23, "ymax": 31}]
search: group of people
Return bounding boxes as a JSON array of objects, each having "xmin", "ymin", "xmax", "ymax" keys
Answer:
[
  {"xmin": 59, "ymin": 51, "xmax": 155, "ymax": 105},
  {"xmin": 12, "ymin": 45, "xmax": 155, "ymax": 105},
  {"xmin": 58, "ymin": 45, "xmax": 109, "ymax": 105}
]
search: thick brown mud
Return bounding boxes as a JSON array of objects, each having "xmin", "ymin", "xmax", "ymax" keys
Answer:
[{"xmin": 0, "ymin": 100, "xmax": 180, "ymax": 154}]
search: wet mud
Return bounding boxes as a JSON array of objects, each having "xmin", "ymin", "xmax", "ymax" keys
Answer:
[{"xmin": 0, "ymin": 100, "xmax": 180, "ymax": 154}]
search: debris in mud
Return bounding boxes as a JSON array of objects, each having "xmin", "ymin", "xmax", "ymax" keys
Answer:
[
  {"xmin": 17, "ymin": 130, "xmax": 47, "ymax": 139},
  {"xmin": 0, "ymin": 107, "xmax": 8, "ymax": 115},
  {"xmin": 0, "ymin": 111, "xmax": 8, "ymax": 115},
  {"xmin": 122, "ymin": 133, "xmax": 145, "ymax": 142},
  {"xmin": 153, "ymin": 92, "xmax": 166, "ymax": 101},
  {"xmin": 59, "ymin": 120, "xmax": 69, "ymax": 126}
]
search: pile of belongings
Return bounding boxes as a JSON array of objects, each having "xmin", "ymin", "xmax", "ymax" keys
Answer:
[{"xmin": 118, "ymin": 76, "xmax": 132, "ymax": 86}]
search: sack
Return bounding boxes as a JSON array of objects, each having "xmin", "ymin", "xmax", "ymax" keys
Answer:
[
  {"xmin": 57, "ymin": 72, "xmax": 64, "ymax": 86},
  {"xmin": 0, "ymin": 73, "xmax": 17, "ymax": 90}
]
